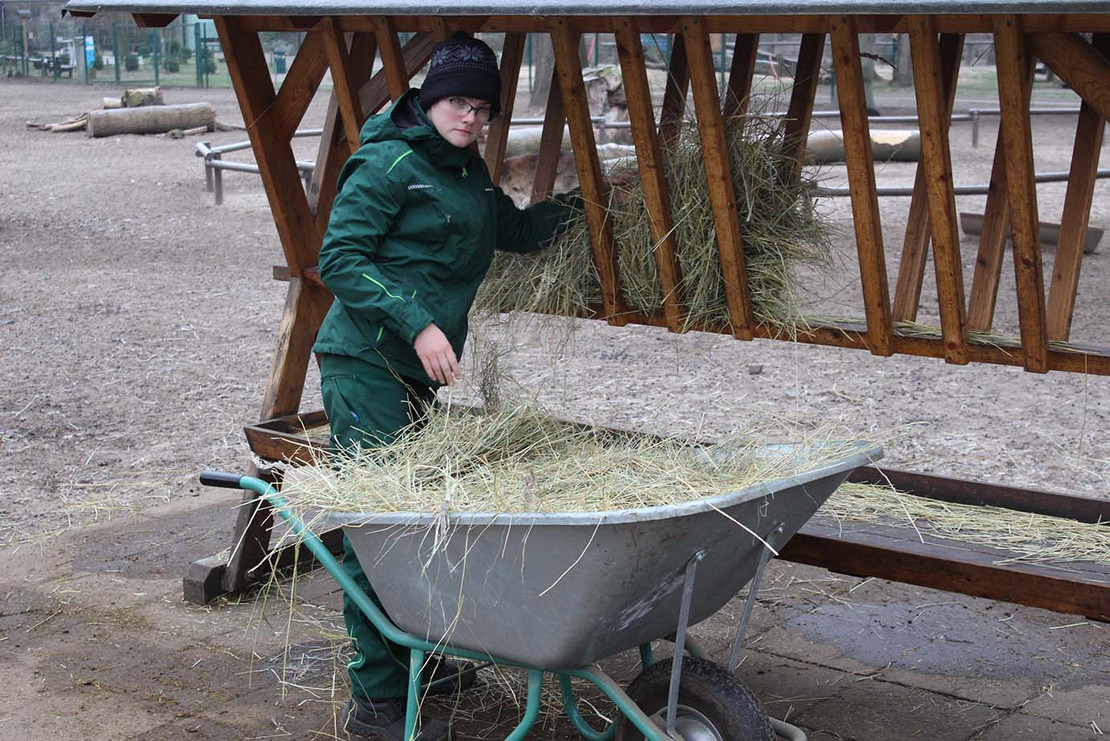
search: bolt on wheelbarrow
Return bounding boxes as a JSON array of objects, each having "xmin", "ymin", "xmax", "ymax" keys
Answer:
[{"xmin": 201, "ymin": 439, "xmax": 880, "ymax": 740}]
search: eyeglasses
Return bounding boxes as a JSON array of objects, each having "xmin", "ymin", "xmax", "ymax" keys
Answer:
[{"xmin": 447, "ymin": 96, "xmax": 494, "ymax": 120}]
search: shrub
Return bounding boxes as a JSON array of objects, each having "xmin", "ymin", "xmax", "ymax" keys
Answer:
[
  {"xmin": 203, "ymin": 49, "xmax": 217, "ymax": 74},
  {"xmin": 166, "ymin": 58, "xmax": 180, "ymax": 73},
  {"xmin": 124, "ymin": 53, "xmax": 139, "ymax": 71},
  {"xmin": 93, "ymin": 51, "xmax": 104, "ymax": 70}
]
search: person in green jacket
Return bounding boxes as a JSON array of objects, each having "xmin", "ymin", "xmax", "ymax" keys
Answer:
[{"xmin": 313, "ymin": 32, "xmax": 579, "ymax": 740}]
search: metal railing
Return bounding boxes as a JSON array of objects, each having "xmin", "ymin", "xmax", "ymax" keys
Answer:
[{"xmin": 195, "ymin": 129, "xmax": 321, "ymax": 205}]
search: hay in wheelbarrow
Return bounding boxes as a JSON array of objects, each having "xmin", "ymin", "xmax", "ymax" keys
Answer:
[
  {"xmin": 278, "ymin": 400, "xmax": 869, "ymax": 519},
  {"xmin": 474, "ymin": 112, "xmax": 833, "ymax": 334}
]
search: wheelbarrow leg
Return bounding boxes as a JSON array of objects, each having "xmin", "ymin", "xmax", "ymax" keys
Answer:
[
  {"xmin": 505, "ymin": 670, "xmax": 544, "ymax": 741},
  {"xmin": 558, "ymin": 674, "xmax": 614, "ymax": 741},
  {"xmin": 569, "ymin": 666, "xmax": 672, "ymax": 741},
  {"xmin": 666, "ymin": 550, "xmax": 704, "ymax": 737},
  {"xmin": 728, "ymin": 525, "xmax": 784, "ymax": 672},
  {"xmin": 405, "ymin": 647, "xmax": 425, "ymax": 741}
]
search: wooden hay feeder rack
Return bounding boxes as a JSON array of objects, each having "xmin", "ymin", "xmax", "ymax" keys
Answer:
[{"xmin": 64, "ymin": 1, "xmax": 1110, "ymax": 621}]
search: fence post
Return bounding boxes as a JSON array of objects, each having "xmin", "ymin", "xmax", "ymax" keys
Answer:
[
  {"xmin": 153, "ymin": 30, "xmax": 160, "ymax": 85},
  {"xmin": 113, "ymin": 23, "xmax": 121, "ymax": 83},
  {"xmin": 49, "ymin": 22, "xmax": 56, "ymax": 80}
]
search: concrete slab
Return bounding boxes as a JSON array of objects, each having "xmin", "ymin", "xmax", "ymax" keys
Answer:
[
  {"xmin": 791, "ymin": 679, "xmax": 1002, "ymax": 741},
  {"xmin": 1022, "ymin": 683, "xmax": 1110, "ymax": 729},
  {"xmin": 975, "ymin": 711, "xmax": 1101, "ymax": 739}
]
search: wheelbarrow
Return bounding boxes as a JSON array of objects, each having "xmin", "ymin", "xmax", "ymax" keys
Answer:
[{"xmin": 202, "ymin": 439, "xmax": 881, "ymax": 740}]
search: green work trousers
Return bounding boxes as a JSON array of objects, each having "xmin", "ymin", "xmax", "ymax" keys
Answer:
[{"xmin": 320, "ymin": 353, "xmax": 437, "ymax": 700}]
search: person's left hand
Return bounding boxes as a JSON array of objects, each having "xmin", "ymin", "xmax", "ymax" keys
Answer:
[{"xmin": 414, "ymin": 324, "xmax": 461, "ymax": 385}]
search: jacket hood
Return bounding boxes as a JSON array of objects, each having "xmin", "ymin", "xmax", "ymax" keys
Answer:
[{"xmin": 358, "ymin": 88, "xmax": 475, "ymax": 168}]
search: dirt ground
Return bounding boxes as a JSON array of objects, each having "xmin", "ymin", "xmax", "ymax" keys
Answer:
[{"xmin": 1, "ymin": 78, "xmax": 1108, "ymax": 740}]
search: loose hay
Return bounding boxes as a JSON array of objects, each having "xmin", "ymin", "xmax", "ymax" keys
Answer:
[
  {"xmin": 277, "ymin": 400, "xmax": 869, "ymax": 518},
  {"xmin": 475, "ymin": 111, "xmax": 833, "ymax": 334}
]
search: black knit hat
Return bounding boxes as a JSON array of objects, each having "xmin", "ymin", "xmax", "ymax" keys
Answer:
[{"xmin": 419, "ymin": 32, "xmax": 502, "ymax": 116}]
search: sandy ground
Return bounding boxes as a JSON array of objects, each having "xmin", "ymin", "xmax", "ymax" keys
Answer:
[{"xmin": 0, "ymin": 77, "xmax": 1108, "ymax": 740}]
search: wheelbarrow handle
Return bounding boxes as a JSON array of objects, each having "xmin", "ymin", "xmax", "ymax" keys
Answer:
[{"xmin": 199, "ymin": 470, "xmax": 246, "ymax": 489}]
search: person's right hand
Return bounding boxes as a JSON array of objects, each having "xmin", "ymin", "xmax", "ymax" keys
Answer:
[{"xmin": 414, "ymin": 324, "xmax": 460, "ymax": 385}]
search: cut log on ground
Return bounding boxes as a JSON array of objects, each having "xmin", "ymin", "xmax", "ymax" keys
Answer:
[
  {"xmin": 961, "ymin": 211, "xmax": 1103, "ymax": 253},
  {"xmin": 102, "ymin": 97, "xmax": 123, "ymax": 109},
  {"xmin": 86, "ymin": 103, "xmax": 216, "ymax": 138},
  {"xmin": 121, "ymin": 87, "xmax": 164, "ymax": 108}
]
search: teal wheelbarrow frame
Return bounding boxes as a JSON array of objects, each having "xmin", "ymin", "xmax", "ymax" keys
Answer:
[{"xmin": 201, "ymin": 471, "xmax": 814, "ymax": 740}]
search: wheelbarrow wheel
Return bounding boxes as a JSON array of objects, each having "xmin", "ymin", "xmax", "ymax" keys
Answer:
[{"xmin": 614, "ymin": 656, "xmax": 776, "ymax": 741}]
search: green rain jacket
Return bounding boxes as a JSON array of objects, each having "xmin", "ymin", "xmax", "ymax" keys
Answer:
[{"xmin": 313, "ymin": 89, "xmax": 576, "ymax": 385}]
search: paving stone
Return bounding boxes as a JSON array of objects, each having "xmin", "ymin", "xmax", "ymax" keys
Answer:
[
  {"xmin": 791, "ymin": 678, "xmax": 1002, "ymax": 741},
  {"xmin": 974, "ymin": 711, "xmax": 1099, "ymax": 740},
  {"xmin": 1022, "ymin": 683, "xmax": 1110, "ymax": 729}
]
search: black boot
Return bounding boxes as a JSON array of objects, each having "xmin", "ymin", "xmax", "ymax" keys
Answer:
[{"xmin": 343, "ymin": 696, "xmax": 452, "ymax": 740}]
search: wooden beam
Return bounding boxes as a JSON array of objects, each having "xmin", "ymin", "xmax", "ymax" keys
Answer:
[
  {"xmin": 995, "ymin": 15, "xmax": 1048, "ymax": 373},
  {"xmin": 1047, "ymin": 33, "xmax": 1110, "ymax": 342},
  {"xmin": 321, "ymin": 18, "xmax": 367, "ymax": 156},
  {"xmin": 892, "ymin": 33, "xmax": 964, "ymax": 323},
  {"xmin": 782, "ymin": 521, "xmax": 1110, "ymax": 622},
  {"xmin": 484, "ymin": 32, "xmax": 526, "ymax": 186},
  {"xmin": 132, "ymin": 13, "xmax": 177, "ymax": 28},
  {"xmin": 374, "ymin": 16, "xmax": 409, "ymax": 102},
  {"xmin": 551, "ymin": 19, "xmax": 626, "ymax": 323},
  {"xmin": 614, "ymin": 18, "xmax": 685, "ymax": 332},
  {"xmin": 966, "ymin": 123, "xmax": 1013, "ymax": 332},
  {"xmin": 272, "ymin": 32, "xmax": 329, "ymax": 143},
  {"xmin": 683, "ymin": 16, "xmax": 754, "ymax": 339},
  {"xmin": 659, "ymin": 32, "xmax": 690, "ymax": 147},
  {"xmin": 830, "ymin": 18, "xmax": 893, "ymax": 356},
  {"xmin": 723, "ymin": 33, "xmax": 760, "ymax": 121},
  {"xmin": 215, "ymin": 17, "xmax": 320, "ymax": 274},
  {"xmin": 783, "ymin": 33, "xmax": 826, "ymax": 174},
  {"xmin": 531, "ymin": 60, "xmax": 566, "ymax": 204},
  {"xmin": 909, "ymin": 20, "xmax": 968, "ymax": 364},
  {"xmin": 1028, "ymin": 32, "xmax": 1110, "ymax": 122}
]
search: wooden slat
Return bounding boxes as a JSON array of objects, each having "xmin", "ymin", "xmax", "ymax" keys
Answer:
[
  {"xmin": 484, "ymin": 32, "xmax": 526, "ymax": 186},
  {"xmin": 614, "ymin": 18, "xmax": 685, "ymax": 332},
  {"xmin": 215, "ymin": 17, "xmax": 321, "ymax": 275},
  {"xmin": 530, "ymin": 61, "xmax": 566, "ymax": 204},
  {"xmin": 783, "ymin": 33, "xmax": 826, "ymax": 174},
  {"xmin": 1028, "ymin": 32, "xmax": 1110, "ymax": 122},
  {"xmin": 550, "ymin": 19, "xmax": 625, "ymax": 323},
  {"xmin": 1047, "ymin": 35, "xmax": 1109, "ymax": 342},
  {"xmin": 272, "ymin": 31, "xmax": 329, "ymax": 142},
  {"xmin": 892, "ymin": 33, "xmax": 964, "ymax": 323},
  {"xmin": 429, "ymin": 17, "xmax": 451, "ymax": 43},
  {"xmin": 321, "ymin": 18, "xmax": 366, "ymax": 156},
  {"xmin": 309, "ymin": 32, "xmax": 379, "ymax": 231},
  {"xmin": 909, "ymin": 19, "xmax": 968, "ymax": 364},
  {"xmin": 966, "ymin": 123, "xmax": 1013, "ymax": 332},
  {"xmin": 995, "ymin": 15, "xmax": 1048, "ymax": 373},
  {"xmin": 782, "ymin": 521, "xmax": 1110, "ymax": 622},
  {"xmin": 723, "ymin": 32, "xmax": 760, "ymax": 121},
  {"xmin": 132, "ymin": 13, "xmax": 177, "ymax": 28},
  {"xmin": 311, "ymin": 33, "xmax": 436, "ymax": 234},
  {"xmin": 830, "ymin": 17, "xmax": 893, "ymax": 356},
  {"xmin": 683, "ymin": 16, "xmax": 754, "ymax": 339},
  {"xmin": 659, "ymin": 33, "xmax": 690, "ymax": 147},
  {"xmin": 374, "ymin": 16, "xmax": 409, "ymax": 102}
]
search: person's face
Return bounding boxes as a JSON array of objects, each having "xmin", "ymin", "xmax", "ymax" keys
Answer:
[{"xmin": 427, "ymin": 95, "xmax": 494, "ymax": 148}]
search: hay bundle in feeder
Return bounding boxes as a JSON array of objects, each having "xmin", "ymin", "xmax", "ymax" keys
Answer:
[
  {"xmin": 475, "ymin": 112, "xmax": 833, "ymax": 333},
  {"xmin": 278, "ymin": 400, "xmax": 866, "ymax": 519}
]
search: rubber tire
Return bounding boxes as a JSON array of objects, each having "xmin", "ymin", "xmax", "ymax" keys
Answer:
[{"xmin": 614, "ymin": 656, "xmax": 776, "ymax": 741}]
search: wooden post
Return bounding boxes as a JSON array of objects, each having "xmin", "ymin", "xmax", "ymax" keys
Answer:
[
  {"xmin": 659, "ymin": 32, "xmax": 689, "ymax": 147},
  {"xmin": 374, "ymin": 17, "xmax": 409, "ymax": 102},
  {"xmin": 550, "ymin": 18, "xmax": 626, "ymax": 323},
  {"xmin": 909, "ymin": 19, "xmax": 967, "ymax": 364},
  {"xmin": 531, "ymin": 56, "xmax": 566, "ymax": 204},
  {"xmin": 321, "ymin": 17, "xmax": 367, "ymax": 155},
  {"xmin": 683, "ymin": 16, "xmax": 754, "ymax": 339},
  {"xmin": 213, "ymin": 16, "xmax": 330, "ymax": 593},
  {"xmin": 723, "ymin": 32, "xmax": 760, "ymax": 121},
  {"xmin": 271, "ymin": 31, "xmax": 328, "ymax": 142},
  {"xmin": 484, "ymin": 32, "xmax": 526, "ymax": 185},
  {"xmin": 994, "ymin": 15, "xmax": 1048, "ymax": 373},
  {"xmin": 783, "ymin": 33, "xmax": 826, "ymax": 175},
  {"xmin": 1046, "ymin": 33, "xmax": 1110, "ymax": 342},
  {"xmin": 830, "ymin": 17, "xmax": 893, "ymax": 356},
  {"xmin": 614, "ymin": 19, "xmax": 685, "ymax": 331},
  {"xmin": 892, "ymin": 33, "xmax": 963, "ymax": 323}
]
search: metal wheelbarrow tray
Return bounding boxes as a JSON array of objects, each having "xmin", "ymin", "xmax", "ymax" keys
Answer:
[{"xmin": 329, "ymin": 440, "xmax": 883, "ymax": 670}]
